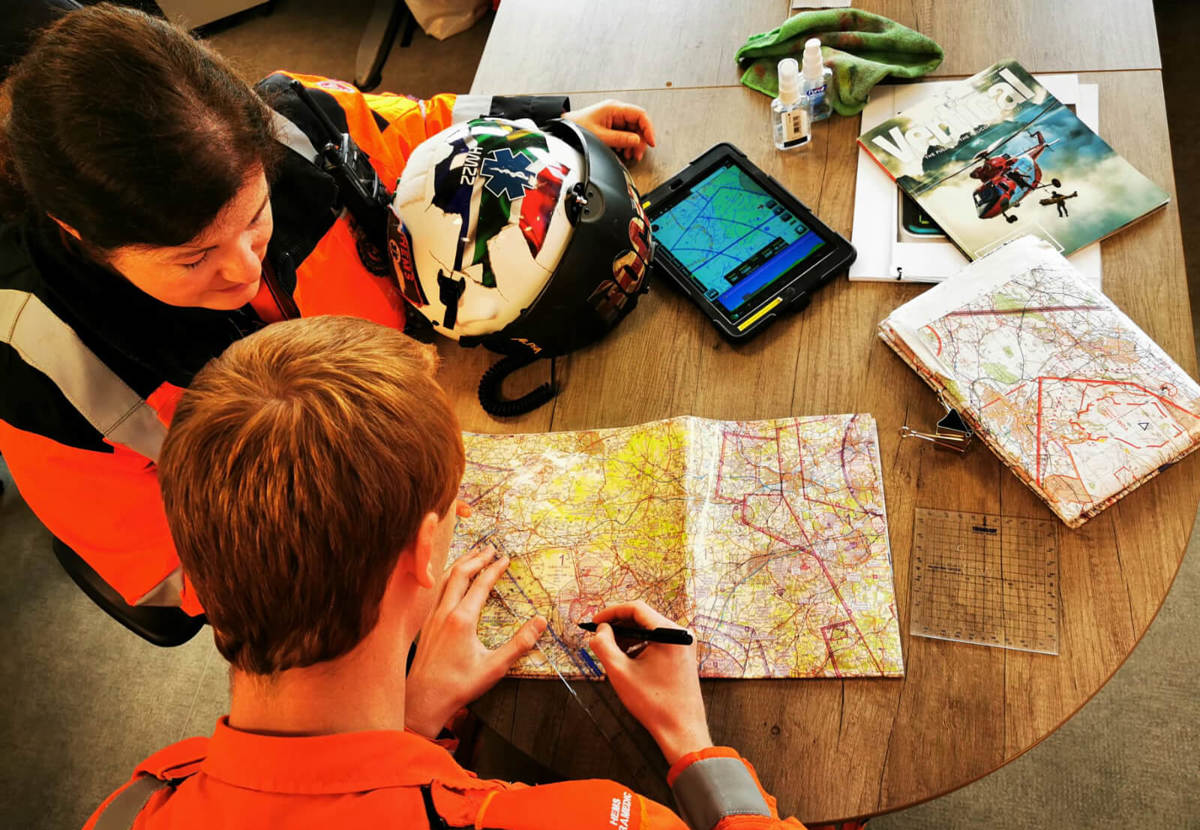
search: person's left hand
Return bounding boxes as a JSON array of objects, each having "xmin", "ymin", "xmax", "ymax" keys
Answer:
[
  {"xmin": 563, "ymin": 99, "xmax": 657, "ymax": 162},
  {"xmin": 405, "ymin": 545, "xmax": 547, "ymax": 739}
]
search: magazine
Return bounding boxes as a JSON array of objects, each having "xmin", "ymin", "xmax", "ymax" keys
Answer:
[
  {"xmin": 849, "ymin": 74, "xmax": 1102, "ymax": 286},
  {"xmin": 859, "ymin": 60, "xmax": 1168, "ymax": 260}
]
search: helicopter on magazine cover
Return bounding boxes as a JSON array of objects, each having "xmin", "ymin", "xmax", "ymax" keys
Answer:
[{"xmin": 916, "ymin": 105, "xmax": 1065, "ymax": 224}]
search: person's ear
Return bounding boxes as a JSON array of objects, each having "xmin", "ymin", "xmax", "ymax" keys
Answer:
[
  {"xmin": 409, "ymin": 511, "xmax": 441, "ymax": 589},
  {"xmin": 47, "ymin": 214, "xmax": 82, "ymax": 241}
]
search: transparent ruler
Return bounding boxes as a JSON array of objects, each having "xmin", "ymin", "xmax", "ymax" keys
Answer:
[{"xmin": 910, "ymin": 508, "xmax": 1059, "ymax": 654}]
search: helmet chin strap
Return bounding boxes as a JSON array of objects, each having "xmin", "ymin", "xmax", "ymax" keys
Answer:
[{"xmin": 478, "ymin": 353, "xmax": 559, "ymax": 417}]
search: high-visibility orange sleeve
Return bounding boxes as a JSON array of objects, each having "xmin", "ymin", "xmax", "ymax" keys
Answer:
[
  {"xmin": 466, "ymin": 778, "xmax": 687, "ymax": 830},
  {"xmin": 667, "ymin": 747, "xmax": 808, "ymax": 830},
  {"xmin": 291, "ymin": 213, "xmax": 408, "ymax": 329},
  {"xmin": 274, "ymin": 71, "xmax": 457, "ymax": 189},
  {"xmin": 0, "ymin": 418, "xmax": 203, "ymax": 616}
]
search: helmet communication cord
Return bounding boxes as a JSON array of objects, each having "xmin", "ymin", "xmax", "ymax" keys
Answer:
[{"xmin": 478, "ymin": 353, "xmax": 559, "ymax": 418}]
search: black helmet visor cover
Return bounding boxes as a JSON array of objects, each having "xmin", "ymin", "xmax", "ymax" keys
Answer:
[{"xmin": 460, "ymin": 118, "xmax": 655, "ymax": 358}]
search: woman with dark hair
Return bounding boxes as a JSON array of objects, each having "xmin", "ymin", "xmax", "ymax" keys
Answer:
[{"xmin": 0, "ymin": 3, "xmax": 655, "ymax": 615}]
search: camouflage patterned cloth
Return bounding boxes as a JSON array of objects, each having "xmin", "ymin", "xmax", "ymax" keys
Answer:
[{"xmin": 735, "ymin": 9, "xmax": 943, "ymax": 116}]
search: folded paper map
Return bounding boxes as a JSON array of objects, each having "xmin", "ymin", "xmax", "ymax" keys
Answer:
[
  {"xmin": 452, "ymin": 414, "xmax": 904, "ymax": 679},
  {"xmin": 879, "ymin": 235, "xmax": 1200, "ymax": 527}
]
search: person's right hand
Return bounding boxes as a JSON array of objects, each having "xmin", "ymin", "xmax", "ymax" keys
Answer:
[
  {"xmin": 587, "ymin": 601, "xmax": 713, "ymax": 765},
  {"xmin": 562, "ymin": 100, "xmax": 656, "ymax": 162}
]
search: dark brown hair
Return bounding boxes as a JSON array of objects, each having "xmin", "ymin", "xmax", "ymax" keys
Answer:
[
  {"xmin": 0, "ymin": 3, "xmax": 282, "ymax": 249},
  {"xmin": 160, "ymin": 316, "xmax": 465, "ymax": 675}
]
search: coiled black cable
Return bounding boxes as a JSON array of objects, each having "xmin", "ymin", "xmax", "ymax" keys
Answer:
[{"xmin": 477, "ymin": 353, "xmax": 558, "ymax": 417}]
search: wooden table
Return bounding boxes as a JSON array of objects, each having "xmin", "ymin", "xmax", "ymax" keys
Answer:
[
  {"xmin": 441, "ymin": 5, "xmax": 1195, "ymax": 824},
  {"xmin": 472, "ymin": 0, "xmax": 1161, "ymax": 94}
]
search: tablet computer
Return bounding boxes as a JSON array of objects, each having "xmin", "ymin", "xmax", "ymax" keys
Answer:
[{"xmin": 642, "ymin": 143, "xmax": 855, "ymax": 341}]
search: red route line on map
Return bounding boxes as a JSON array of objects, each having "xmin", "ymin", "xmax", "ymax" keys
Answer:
[
  {"xmin": 922, "ymin": 324, "xmax": 943, "ymax": 357},
  {"xmin": 819, "ymin": 621, "xmax": 859, "ymax": 679},
  {"xmin": 709, "ymin": 422, "xmax": 885, "ymax": 675},
  {"xmin": 982, "ymin": 380, "xmax": 1030, "ymax": 410},
  {"xmin": 1032, "ymin": 377, "xmax": 1200, "ymax": 486},
  {"xmin": 1075, "ymin": 393, "xmax": 1178, "ymax": 450}
]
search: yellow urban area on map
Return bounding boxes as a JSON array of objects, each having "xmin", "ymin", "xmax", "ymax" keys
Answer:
[{"xmin": 453, "ymin": 414, "xmax": 904, "ymax": 679}]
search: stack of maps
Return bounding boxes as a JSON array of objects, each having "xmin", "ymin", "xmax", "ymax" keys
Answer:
[
  {"xmin": 880, "ymin": 235, "xmax": 1200, "ymax": 527},
  {"xmin": 453, "ymin": 414, "xmax": 905, "ymax": 679}
]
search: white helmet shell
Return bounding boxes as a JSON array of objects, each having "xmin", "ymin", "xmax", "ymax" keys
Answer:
[{"xmin": 390, "ymin": 118, "xmax": 583, "ymax": 340}]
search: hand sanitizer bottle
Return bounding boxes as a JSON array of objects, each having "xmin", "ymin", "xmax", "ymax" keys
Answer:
[
  {"xmin": 772, "ymin": 58, "xmax": 810, "ymax": 151},
  {"xmin": 801, "ymin": 37, "xmax": 832, "ymax": 122}
]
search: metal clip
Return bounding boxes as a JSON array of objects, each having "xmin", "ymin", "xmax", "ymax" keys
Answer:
[{"xmin": 899, "ymin": 407, "xmax": 974, "ymax": 453}]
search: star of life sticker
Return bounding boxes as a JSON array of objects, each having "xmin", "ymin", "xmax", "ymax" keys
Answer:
[{"xmin": 480, "ymin": 147, "xmax": 536, "ymax": 200}]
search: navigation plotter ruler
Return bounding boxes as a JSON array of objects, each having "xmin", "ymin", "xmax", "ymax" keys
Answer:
[{"xmin": 909, "ymin": 508, "xmax": 1060, "ymax": 654}]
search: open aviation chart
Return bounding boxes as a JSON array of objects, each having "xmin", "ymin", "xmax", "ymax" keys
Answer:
[
  {"xmin": 453, "ymin": 415, "xmax": 904, "ymax": 679},
  {"xmin": 642, "ymin": 143, "xmax": 855, "ymax": 341}
]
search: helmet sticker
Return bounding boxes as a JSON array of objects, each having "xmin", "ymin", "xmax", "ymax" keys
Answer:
[
  {"xmin": 432, "ymin": 150, "xmax": 477, "ymax": 273},
  {"xmin": 458, "ymin": 147, "xmax": 484, "ymax": 186},
  {"xmin": 387, "ymin": 218, "xmax": 427, "ymax": 306},
  {"xmin": 518, "ymin": 162, "xmax": 567, "ymax": 257},
  {"xmin": 430, "ymin": 122, "xmax": 557, "ymax": 289},
  {"xmin": 589, "ymin": 213, "xmax": 652, "ymax": 324},
  {"xmin": 480, "ymin": 148, "xmax": 535, "ymax": 200},
  {"xmin": 588, "ymin": 180, "xmax": 654, "ymax": 324},
  {"xmin": 630, "ymin": 178, "xmax": 650, "ymax": 227}
]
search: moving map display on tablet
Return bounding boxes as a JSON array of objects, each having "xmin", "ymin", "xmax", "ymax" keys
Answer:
[
  {"xmin": 642, "ymin": 143, "xmax": 855, "ymax": 341},
  {"xmin": 651, "ymin": 160, "xmax": 827, "ymax": 323}
]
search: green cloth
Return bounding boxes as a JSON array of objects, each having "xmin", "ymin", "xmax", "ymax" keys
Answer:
[{"xmin": 735, "ymin": 10, "xmax": 944, "ymax": 116}]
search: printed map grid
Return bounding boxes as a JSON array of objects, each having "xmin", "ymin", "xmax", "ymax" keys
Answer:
[{"xmin": 453, "ymin": 415, "xmax": 905, "ymax": 679}]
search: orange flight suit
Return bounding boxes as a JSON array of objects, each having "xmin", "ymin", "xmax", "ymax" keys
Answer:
[{"xmin": 84, "ymin": 718, "xmax": 807, "ymax": 830}]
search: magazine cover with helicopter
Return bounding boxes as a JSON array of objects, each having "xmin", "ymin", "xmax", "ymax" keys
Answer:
[{"xmin": 858, "ymin": 59, "xmax": 1169, "ymax": 260}]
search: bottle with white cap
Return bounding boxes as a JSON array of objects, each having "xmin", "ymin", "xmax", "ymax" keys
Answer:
[
  {"xmin": 771, "ymin": 57, "xmax": 811, "ymax": 151},
  {"xmin": 801, "ymin": 37, "xmax": 833, "ymax": 121}
]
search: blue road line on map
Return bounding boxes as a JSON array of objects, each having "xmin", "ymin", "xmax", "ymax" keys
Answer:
[{"xmin": 660, "ymin": 185, "xmax": 784, "ymax": 275}]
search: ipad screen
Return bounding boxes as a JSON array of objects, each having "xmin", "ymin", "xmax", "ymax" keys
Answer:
[{"xmin": 650, "ymin": 160, "xmax": 828, "ymax": 324}]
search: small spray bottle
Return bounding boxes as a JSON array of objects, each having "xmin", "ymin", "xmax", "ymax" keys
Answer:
[
  {"xmin": 772, "ymin": 58, "xmax": 810, "ymax": 151},
  {"xmin": 801, "ymin": 37, "xmax": 832, "ymax": 122}
]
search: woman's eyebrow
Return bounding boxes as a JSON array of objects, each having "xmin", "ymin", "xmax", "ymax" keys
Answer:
[
  {"xmin": 250, "ymin": 193, "xmax": 270, "ymax": 222},
  {"xmin": 174, "ymin": 194, "xmax": 271, "ymax": 257}
]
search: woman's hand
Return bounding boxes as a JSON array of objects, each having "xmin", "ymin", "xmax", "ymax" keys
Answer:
[
  {"xmin": 564, "ymin": 100, "xmax": 657, "ymax": 162},
  {"xmin": 405, "ymin": 546, "xmax": 547, "ymax": 739},
  {"xmin": 587, "ymin": 600, "xmax": 713, "ymax": 765}
]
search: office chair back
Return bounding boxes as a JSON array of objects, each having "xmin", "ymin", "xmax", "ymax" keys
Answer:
[{"xmin": 52, "ymin": 537, "xmax": 206, "ymax": 647}]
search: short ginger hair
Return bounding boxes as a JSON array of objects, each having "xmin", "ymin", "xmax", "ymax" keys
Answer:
[{"xmin": 160, "ymin": 316, "xmax": 464, "ymax": 674}]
